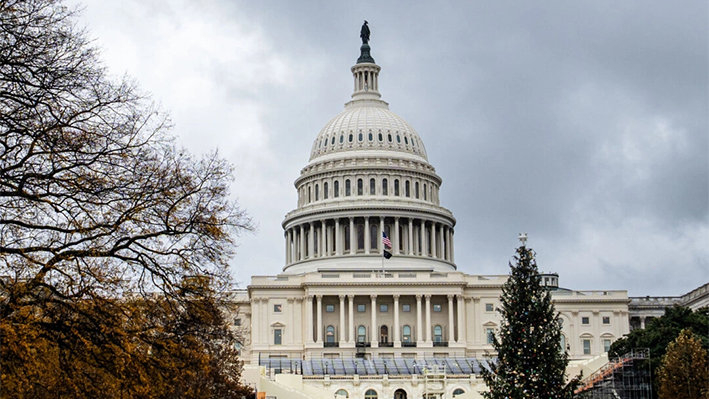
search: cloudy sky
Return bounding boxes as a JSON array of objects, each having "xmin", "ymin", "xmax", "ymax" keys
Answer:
[{"xmin": 70, "ymin": 1, "xmax": 708, "ymax": 296}]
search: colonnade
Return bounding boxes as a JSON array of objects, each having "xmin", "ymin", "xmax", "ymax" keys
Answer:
[
  {"xmin": 353, "ymin": 65, "xmax": 379, "ymax": 93},
  {"xmin": 285, "ymin": 216, "xmax": 454, "ymax": 265},
  {"xmin": 304, "ymin": 294, "xmax": 466, "ymax": 348}
]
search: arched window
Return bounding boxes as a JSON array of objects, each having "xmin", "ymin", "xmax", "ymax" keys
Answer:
[
  {"xmin": 331, "ymin": 136, "xmax": 335, "ymax": 145},
  {"xmin": 315, "ymin": 184, "xmax": 319, "ymax": 201},
  {"xmin": 387, "ymin": 133, "xmax": 392, "ymax": 142},
  {"xmin": 345, "ymin": 179, "xmax": 351, "ymax": 196},
  {"xmin": 403, "ymin": 325, "xmax": 412, "ymax": 343},
  {"xmin": 560, "ymin": 334, "xmax": 566, "ymax": 352},
  {"xmin": 396, "ymin": 134, "xmax": 401, "ymax": 143},
  {"xmin": 348, "ymin": 133, "xmax": 353, "ymax": 142},
  {"xmin": 358, "ymin": 132, "xmax": 363, "ymax": 142},
  {"xmin": 308, "ymin": 185, "xmax": 311, "ymax": 203},
  {"xmin": 357, "ymin": 178, "xmax": 363, "ymax": 196},
  {"xmin": 394, "ymin": 179, "xmax": 400, "ymax": 196},
  {"xmin": 357, "ymin": 224, "xmax": 365, "ymax": 250},
  {"xmin": 335, "ymin": 389, "xmax": 349, "ymax": 398},
  {"xmin": 365, "ymin": 389, "xmax": 378, "ymax": 399},
  {"xmin": 378, "ymin": 132, "xmax": 383, "ymax": 142},
  {"xmin": 339, "ymin": 134, "xmax": 344, "ymax": 143},
  {"xmin": 423, "ymin": 183, "xmax": 426, "ymax": 200},
  {"xmin": 405, "ymin": 181, "xmax": 410, "ymax": 197},
  {"xmin": 369, "ymin": 178, "xmax": 376, "ymax": 195},
  {"xmin": 324, "ymin": 182, "xmax": 329, "ymax": 199},
  {"xmin": 415, "ymin": 182, "xmax": 419, "ymax": 198},
  {"xmin": 382, "ymin": 178, "xmax": 388, "ymax": 195},
  {"xmin": 404, "ymin": 136, "xmax": 409, "ymax": 145},
  {"xmin": 380, "ymin": 325, "xmax": 389, "ymax": 343},
  {"xmin": 334, "ymin": 181, "xmax": 340, "ymax": 198},
  {"xmin": 326, "ymin": 325, "xmax": 335, "ymax": 343},
  {"xmin": 357, "ymin": 326, "xmax": 366, "ymax": 343},
  {"xmin": 370, "ymin": 224, "xmax": 378, "ymax": 250},
  {"xmin": 368, "ymin": 132, "xmax": 373, "ymax": 141},
  {"xmin": 434, "ymin": 325, "xmax": 443, "ymax": 343},
  {"xmin": 453, "ymin": 389, "xmax": 465, "ymax": 398},
  {"xmin": 344, "ymin": 224, "xmax": 351, "ymax": 252},
  {"xmin": 314, "ymin": 229, "xmax": 318, "ymax": 254}
]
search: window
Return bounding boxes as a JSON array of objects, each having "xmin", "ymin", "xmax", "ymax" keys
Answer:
[
  {"xmin": 405, "ymin": 181, "xmax": 410, "ymax": 197},
  {"xmin": 326, "ymin": 326, "xmax": 335, "ymax": 343},
  {"xmin": 583, "ymin": 339, "xmax": 591, "ymax": 355},
  {"xmin": 603, "ymin": 316, "xmax": 610, "ymax": 325},
  {"xmin": 382, "ymin": 178, "xmax": 388, "ymax": 195},
  {"xmin": 394, "ymin": 179, "xmax": 400, "ymax": 196},
  {"xmin": 415, "ymin": 182, "xmax": 419, "ymax": 198},
  {"xmin": 434, "ymin": 325, "xmax": 443, "ymax": 342},
  {"xmin": 308, "ymin": 186, "xmax": 311, "ymax": 203},
  {"xmin": 368, "ymin": 132, "xmax": 373, "ymax": 141},
  {"xmin": 274, "ymin": 304, "xmax": 282, "ymax": 313},
  {"xmin": 403, "ymin": 325, "xmax": 412, "ymax": 342},
  {"xmin": 358, "ymin": 326, "xmax": 366, "ymax": 343},
  {"xmin": 348, "ymin": 133, "xmax": 353, "ymax": 142},
  {"xmin": 396, "ymin": 134, "xmax": 401, "ymax": 143},
  {"xmin": 369, "ymin": 178, "xmax": 376, "ymax": 195},
  {"xmin": 234, "ymin": 318, "xmax": 241, "ymax": 326},
  {"xmin": 423, "ymin": 183, "xmax": 427, "ymax": 200},
  {"xmin": 370, "ymin": 224, "xmax": 378, "ymax": 250},
  {"xmin": 274, "ymin": 329, "xmax": 282, "ymax": 345},
  {"xmin": 357, "ymin": 304, "xmax": 366, "ymax": 312},
  {"xmin": 486, "ymin": 328, "xmax": 495, "ymax": 344},
  {"xmin": 404, "ymin": 136, "xmax": 409, "ymax": 145},
  {"xmin": 402, "ymin": 304, "xmax": 411, "ymax": 312},
  {"xmin": 335, "ymin": 389, "xmax": 349, "ymax": 398},
  {"xmin": 357, "ymin": 179, "xmax": 363, "ymax": 195},
  {"xmin": 339, "ymin": 134, "xmax": 343, "ymax": 143},
  {"xmin": 378, "ymin": 133, "xmax": 383, "ymax": 141},
  {"xmin": 344, "ymin": 224, "xmax": 351, "ymax": 251},
  {"xmin": 315, "ymin": 184, "xmax": 319, "ymax": 201},
  {"xmin": 324, "ymin": 182, "xmax": 329, "ymax": 199},
  {"xmin": 364, "ymin": 389, "xmax": 378, "ymax": 399},
  {"xmin": 380, "ymin": 325, "xmax": 388, "ymax": 343},
  {"xmin": 334, "ymin": 181, "xmax": 339, "ymax": 198},
  {"xmin": 326, "ymin": 304, "xmax": 335, "ymax": 313},
  {"xmin": 582, "ymin": 317, "xmax": 590, "ymax": 325},
  {"xmin": 453, "ymin": 389, "xmax": 465, "ymax": 398},
  {"xmin": 380, "ymin": 304, "xmax": 388, "ymax": 312},
  {"xmin": 560, "ymin": 335, "xmax": 566, "ymax": 352},
  {"xmin": 603, "ymin": 339, "xmax": 612, "ymax": 352},
  {"xmin": 331, "ymin": 136, "xmax": 335, "ymax": 145},
  {"xmin": 485, "ymin": 303, "xmax": 494, "ymax": 312},
  {"xmin": 345, "ymin": 179, "xmax": 351, "ymax": 196},
  {"xmin": 433, "ymin": 304, "xmax": 442, "ymax": 312},
  {"xmin": 387, "ymin": 133, "xmax": 392, "ymax": 142},
  {"xmin": 558, "ymin": 317, "xmax": 564, "ymax": 327},
  {"xmin": 358, "ymin": 132, "xmax": 363, "ymax": 142}
]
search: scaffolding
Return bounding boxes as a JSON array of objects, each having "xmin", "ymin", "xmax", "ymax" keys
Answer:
[
  {"xmin": 575, "ymin": 348, "xmax": 652, "ymax": 399},
  {"xmin": 421, "ymin": 364, "xmax": 447, "ymax": 399}
]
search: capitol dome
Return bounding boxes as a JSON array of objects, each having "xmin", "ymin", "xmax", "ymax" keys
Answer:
[{"xmin": 281, "ymin": 41, "xmax": 456, "ymax": 275}]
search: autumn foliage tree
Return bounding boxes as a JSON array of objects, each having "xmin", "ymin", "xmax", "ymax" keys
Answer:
[
  {"xmin": 656, "ymin": 329, "xmax": 709, "ymax": 399},
  {"xmin": 0, "ymin": 0, "xmax": 252, "ymax": 398}
]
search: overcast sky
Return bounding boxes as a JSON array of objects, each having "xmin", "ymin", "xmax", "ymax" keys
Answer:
[{"xmin": 70, "ymin": 1, "xmax": 708, "ymax": 297}]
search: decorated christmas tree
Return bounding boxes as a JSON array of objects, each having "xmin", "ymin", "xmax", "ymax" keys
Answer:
[{"xmin": 481, "ymin": 235, "xmax": 580, "ymax": 399}]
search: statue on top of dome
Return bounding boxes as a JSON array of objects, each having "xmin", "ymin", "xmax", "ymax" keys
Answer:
[{"xmin": 360, "ymin": 20, "xmax": 370, "ymax": 45}]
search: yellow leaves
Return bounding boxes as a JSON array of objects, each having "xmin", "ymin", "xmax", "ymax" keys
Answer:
[{"xmin": 657, "ymin": 329, "xmax": 709, "ymax": 399}]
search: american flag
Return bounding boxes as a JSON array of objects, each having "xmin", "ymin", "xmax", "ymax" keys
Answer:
[{"xmin": 382, "ymin": 232, "xmax": 392, "ymax": 249}]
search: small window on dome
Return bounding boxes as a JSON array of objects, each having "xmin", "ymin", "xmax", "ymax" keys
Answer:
[
  {"xmin": 348, "ymin": 133, "xmax": 353, "ymax": 143},
  {"xmin": 405, "ymin": 181, "xmax": 410, "ymax": 197},
  {"xmin": 334, "ymin": 181, "xmax": 339, "ymax": 198},
  {"xmin": 358, "ymin": 132, "xmax": 363, "ymax": 142},
  {"xmin": 345, "ymin": 179, "xmax": 351, "ymax": 196},
  {"xmin": 394, "ymin": 179, "xmax": 400, "ymax": 196},
  {"xmin": 331, "ymin": 136, "xmax": 335, "ymax": 145},
  {"xmin": 404, "ymin": 136, "xmax": 409, "ymax": 145},
  {"xmin": 339, "ymin": 135, "xmax": 344, "ymax": 144},
  {"xmin": 423, "ymin": 183, "xmax": 427, "ymax": 200},
  {"xmin": 324, "ymin": 182, "xmax": 329, "ymax": 199},
  {"xmin": 318, "ymin": 140, "xmax": 322, "ymax": 148},
  {"xmin": 397, "ymin": 134, "xmax": 401, "ymax": 143},
  {"xmin": 387, "ymin": 133, "xmax": 392, "ymax": 142},
  {"xmin": 378, "ymin": 133, "xmax": 383, "ymax": 142},
  {"xmin": 315, "ymin": 184, "xmax": 319, "ymax": 201},
  {"xmin": 412, "ymin": 138, "xmax": 416, "ymax": 147},
  {"xmin": 357, "ymin": 178, "xmax": 363, "ymax": 196},
  {"xmin": 369, "ymin": 178, "xmax": 375, "ymax": 195},
  {"xmin": 415, "ymin": 182, "xmax": 419, "ymax": 199},
  {"xmin": 382, "ymin": 179, "xmax": 388, "ymax": 195},
  {"xmin": 368, "ymin": 132, "xmax": 373, "ymax": 141}
]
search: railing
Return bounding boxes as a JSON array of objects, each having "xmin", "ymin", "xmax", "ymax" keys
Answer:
[
  {"xmin": 323, "ymin": 342, "xmax": 339, "ymax": 348},
  {"xmin": 402, "ymin": 342, "xmax": 417, "ymax": 347},
  {"xmin": 379, "ymin": 342, "xmax": 394, "ymax": 347},
  {"xmin": 433, "ymin": 341, "xmax": 449, "ymax": 347}
]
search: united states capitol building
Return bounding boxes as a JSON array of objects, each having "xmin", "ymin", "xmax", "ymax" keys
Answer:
[{"xmin": 234, "ymin": 30, "xmax": 708, "ymax": 399}]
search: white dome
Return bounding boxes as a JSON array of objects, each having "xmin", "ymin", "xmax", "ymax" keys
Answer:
[{"xmin": 309, "ymin": 100, "xmax": 428, "ymax": 163}]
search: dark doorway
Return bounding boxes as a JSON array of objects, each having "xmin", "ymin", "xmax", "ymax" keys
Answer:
[{"xmin": 394, "ymin": 389, "xmax": 407, "ymax": 399}]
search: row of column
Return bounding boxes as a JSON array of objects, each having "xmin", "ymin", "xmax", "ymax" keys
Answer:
[
  {"xmin": 353, "ymin": 66, "xmax": 379, "ymax": 93},
  {"xmin": 304, "ymin": 294, "xmax": 466, "ymax": 346},
  {"xmin": 285, "ymin": 217, "xmax": 455, "ymax": 265}
]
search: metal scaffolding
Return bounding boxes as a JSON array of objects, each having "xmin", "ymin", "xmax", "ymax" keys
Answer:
[{"xmin": 575, "ymin": 348, "xmax": 652, "ymax": 399}]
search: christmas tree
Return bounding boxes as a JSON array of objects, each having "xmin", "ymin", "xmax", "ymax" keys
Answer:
[{"xmin": 481, "ymin": 236, "xmax": 580, "ymax": 399}]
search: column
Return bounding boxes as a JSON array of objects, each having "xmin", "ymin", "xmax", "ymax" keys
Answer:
[
  {"xmin": 321, "ymin": 220, "xmax": 327, "ymax": 257},
  {"xmin": 299, "ymin": 225, "xmax": 305, "ymax": 261},
  {"xmin": 431, "ymin": 223, "xmax": 437, "ymax": 258},
  {"xmin": 448, "ymin": 294, "xmax": 455, "ymax": 343},
  {"xmin": 316, "ymin": 295, "xmax": 323, "ymax": 344},
  {"xmin": 472, "ymin": 297, "xmax": 480, "ymax": 344},
  {"xmin": 457, "ymin": 295, "xmax": 465, "ymax": 344},
  {"xmin": 420, "ymin": 219, "xmax": 427, "ymax": 256},
  {"xmin": 349, "ymin": 217, "xmax": 355, "ymax": 254},
  {"xmin": 416, "ymin": 294, "xmax": 423, "ymax": 344},
  {"xmin": 305, "ymin": 295, "xmax": 314, "ymax": 344},
  {"xmin": 394, "ymin": 217, "xmax": 400, "ymax": 255},
  {"xmin": 335, "ymin": 219, "xmax": 341, "ymax": 255},
  {"xmin": 379, "ymin": 217, "xmax": 385, "ymax": 253},
  {"xmin": 308, "ymin": 222, "xmax": 314, "ymax": 259},
  {"xmin": 261, "ymin": 299, "xmax": 268, "ymax": 345},
  {"xmin": 339, "ymin": 295, "xmax": 346, "ymax": 345},
  {"xmin": 425, "ymin": 294, "xmax": 432, "ymax": 343},
  {"xmin": 371, "ymin": 294, "xmax": 378, "ymax": 347},
  {"xmin": 364, "ymin": 216, "xmax": 371, "ymax": 254},
  {"xmin": 394, "ymin": 294, "xmax": 401, "ymax": 345},
  {"xmin": 348, "ymin": 295, "xmax": 355, "ymax": 344},
  {"xmin": 251, "ymin": 298, "xmax": 260, "ymax": 344},
  {"xmin": 450, "ymin": 229, "xmax": 455, "ymax": 263},
  {"xmin": 287, "ymin": 297, "xmax": 295, "ymax": 344},
  {"xmin": 285, "ymin": 231, "xmax": 289, "ymax": 264},
  {"xmin": 408, "ymin": 219, "xmax": 414, "ymax": 255},
  {"xmin": 640, "ymin": 317, "xmax": 645, "ymax": 329},
  {"xmin": 439, "ymin": 224, "xmax": 445, "ymax": 260}
]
